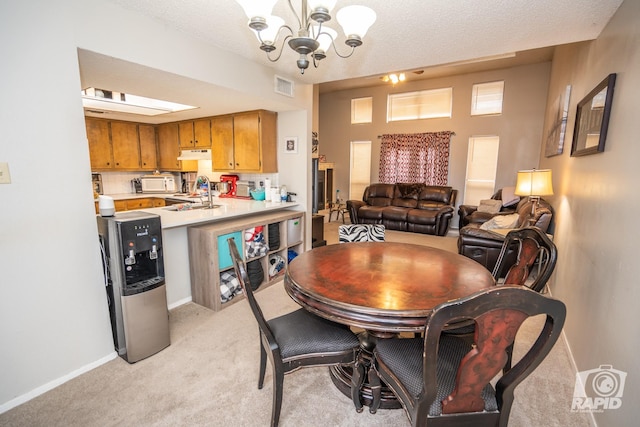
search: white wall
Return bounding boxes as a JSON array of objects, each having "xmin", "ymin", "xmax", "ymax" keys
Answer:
[
  {"xmin": 0, "ymin": 0, "xmax": 312, "ymax": 411},
  {"xmin": 538, "ymin": 1, "xmax": 640, "ymax": 425}
]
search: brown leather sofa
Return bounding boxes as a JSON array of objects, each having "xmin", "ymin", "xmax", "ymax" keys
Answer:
[
  {"xmin": 346, "ymin": 183, "xmax": 457, "ymax": 236},
  {"xmin": 457, "ymin": 197, "xmax": 554, "ymax": 272},
  {"xmin": 458, "ymin": 188, "xmax": 518, "ymax": 229}
]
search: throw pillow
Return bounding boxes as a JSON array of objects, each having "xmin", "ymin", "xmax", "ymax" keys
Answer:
[
  {"xmin": 501, "ymin": 186, "xmax": 520, "ymax": 207},
  {"xmin": 479, "ymin": 213, "xmax": 520, "ymax": 230},
  {"xmin": 477, "ymin": 199, "xmax": 503, "ymax": 214}
]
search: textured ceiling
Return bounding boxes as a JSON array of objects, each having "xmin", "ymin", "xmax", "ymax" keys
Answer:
[
  {"xmin": 84, "ymin": 0, "xmax": 623, "ymax": 122},
  {"xmin": 104, "ymin": 0, "xmax": 622, "ymax": 84}
]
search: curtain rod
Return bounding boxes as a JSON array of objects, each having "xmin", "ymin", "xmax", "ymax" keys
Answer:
[{"xmin": 377, "ymin": 131, "xmax": 456, "ymax": 138}]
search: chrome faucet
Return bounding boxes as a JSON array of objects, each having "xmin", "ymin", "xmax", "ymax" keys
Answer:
[{"xmin": 195, "ymin": 175, "xmax": 214, "ymax": 209}]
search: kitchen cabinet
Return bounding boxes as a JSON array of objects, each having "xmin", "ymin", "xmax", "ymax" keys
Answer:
[
  {"xmin": 95, "ymin": 197, "xmax": 166, "ymax": 214},
  {"xmin": 211, "ymin": 115, "xmax": 234, "ymax": 171},
  {"xmin": 179, "ymin": 119, "xmax": 211, "ymax": 148},
  {"xmin": 86, "ymin": 118, "xmax": 112, "ymax": 169},
  {"xmin": 87, "ymin": 118, "xmax": 159, "ymax": 171},
  {"xmin": 212, "ymin": 110, "xmax": 277, "ymax": 173},
  {"xmin": 157, "ymin": 123, "xmax": 197, "ymax": 172},
  {"xmin": 111, "ymin": 121, "xmax": 141, "ymax": 169},
  {"xmin": 188, "ymin": 210, "xmax": 304, "ymax": 311},
  {"xmin": 138, "ymin": 124, "xmax": 158, "ymax": 170}
]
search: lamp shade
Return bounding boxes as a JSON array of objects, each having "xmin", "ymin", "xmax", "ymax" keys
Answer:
[
  {"xmin": 236, "ymin": 0, "xmax": 278, "ymax": 19},
  {"xmin": 314, "ymin": 25, "xmax": 337, "ymax": 53},
  {"xmin": 308, "ymin": 0, "xmax": 338, "ymax": 13},
  {"xmin": 254, "ymin": 15, "xmax": 285, "ymax": 44},
  {"xmin": 514, "ymin": 169, "xmax": 554, "ymax": 197},
  {"xmin": 336, "ymin": 5, "xmax": 376, "ymax": 38}
]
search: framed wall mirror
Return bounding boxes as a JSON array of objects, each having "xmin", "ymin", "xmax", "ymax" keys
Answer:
[{"xmin": 570, "ymin": 73, "xmax": 616, "ymax": 157}]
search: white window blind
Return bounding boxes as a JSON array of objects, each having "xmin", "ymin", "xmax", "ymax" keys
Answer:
[
  {"xmin": 351, "ymin": 97, "xmax": 373, "ymax": 124},
  {"xmin": 471, "ymin": 81, "xmax": 504, "ymax": 116},
  {"xmin": 387, "ymin": 88, "xmax": 452, "ymax": 122},
  {"xmin": 464, "ymin": 136, "xmax": 500, "ymax": 205}
]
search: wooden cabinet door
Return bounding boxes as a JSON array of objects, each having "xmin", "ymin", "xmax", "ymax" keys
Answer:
[
  {"xmin": 86, "ymin": 118, "xmax": 113, "ymax": 169},
  {"xmin": 233, "ymin": 112, "xmax": 262, "ymax": 171},
  {"xmin": 211, "ymin": 115, "xmax": 234, "ymax": 170},
  {"xmin": 178, "ymin": 122, "xmax": 194, "ymax": 148},
  {"xmin": 157, "ymin": 123, "xmax": 181, "ymax": 170},
  {"xmin": 111, "ymin": 121, "xmax": 140, "ymax": 169},
  {"xmin": 126, "ymin": 198, "xmax": 153, "ymax": 210},
  {"xmin": 139, "ymin": 124, "xmax": 157, "ymax": 170},
  {"xmin": 194, "ymin": 119, "xmax": 211, "ymax": 148}
]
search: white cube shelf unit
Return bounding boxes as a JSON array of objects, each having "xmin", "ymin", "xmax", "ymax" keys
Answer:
[{"xmin": 187, "ymin": 210, "xmax": 305, "ymax": 311}]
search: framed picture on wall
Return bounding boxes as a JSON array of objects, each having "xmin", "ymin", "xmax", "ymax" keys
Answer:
[
  {"xmin": 284, "ymin": 136, "xmax": 298, "ymax": 154},
  {"xmin": 571, "ymin": 73, "xmax": 616, "ymax": 157},
  {"xmin": 545, "ymin": 85, "xmax": 572, "ymax": 157}
]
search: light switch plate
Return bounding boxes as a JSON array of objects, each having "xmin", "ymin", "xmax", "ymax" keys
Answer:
[{"xmin": 0, "ymin": 162, "xmax": 11, "ymax": 184}]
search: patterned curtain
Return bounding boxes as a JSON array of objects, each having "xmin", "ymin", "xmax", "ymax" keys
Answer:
[{"xmin": 379, "ymin": 131, "xmax": 453, "ymax": 185}]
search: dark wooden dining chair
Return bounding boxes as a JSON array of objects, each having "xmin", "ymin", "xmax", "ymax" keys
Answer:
[
  {"xmin": 492, "ymin": 226, "xmax": 558, "ymax": 292},
  {"xmin": 338, "ymin": 224, "xmax": 385, "ymax": 243},
  {"xmin": 227, "ymin": 238, "xmax": 360, "ymax": 427},
  {"xmin": 371, "ymin": 286, "xmax": 566, "ymax": 427},
  {"xmin": 444, "ymin": 226, "xmax": 558, "ymax": 371}
]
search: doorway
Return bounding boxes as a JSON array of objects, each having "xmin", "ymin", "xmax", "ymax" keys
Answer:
[{"xmin": 349, "ymin": 141, "xmax": 371, "ymax": 200}]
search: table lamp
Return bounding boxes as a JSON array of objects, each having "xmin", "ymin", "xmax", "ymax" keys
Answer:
[{"xmin": 514, "ymin": 169, "xmax": 554, "ymax": 225}]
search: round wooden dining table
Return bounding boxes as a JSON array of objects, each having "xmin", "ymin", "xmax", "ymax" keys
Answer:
[{"xmin": 284, "ymin": 241, "xmax": 496, "ymax": 410}]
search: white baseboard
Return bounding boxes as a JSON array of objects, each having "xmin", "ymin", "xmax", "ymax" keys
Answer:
[
  {"xmin": 168, "ymin": 296, "xmax": 192, "ymax": 310},
  {"xmin": 0, "ymin": 351, "xmax": 117, "ymax": 414}
]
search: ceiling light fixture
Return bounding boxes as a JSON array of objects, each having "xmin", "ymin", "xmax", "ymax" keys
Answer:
[
  {"xmin": 381, "ymin": 73, "xmax": 406, "ymax": 85},
  {"xmin": 235, "ymin": 0, "xmax": 376, "ymax": 74}
]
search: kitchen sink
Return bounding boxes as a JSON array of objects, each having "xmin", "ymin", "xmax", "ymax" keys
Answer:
[{"xmin": 163, "ymin": 203, "xmax": 221, "ymax": 211}]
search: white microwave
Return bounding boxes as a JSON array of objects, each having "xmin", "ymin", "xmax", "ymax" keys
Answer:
[{"xmin": 140, "ymin": 175, "xmax": 176, "ymax": 193}]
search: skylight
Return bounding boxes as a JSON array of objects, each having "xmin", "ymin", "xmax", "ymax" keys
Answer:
[{"xmin": 81, "ymin": 88, "xmax": 197, "ymax": 116}]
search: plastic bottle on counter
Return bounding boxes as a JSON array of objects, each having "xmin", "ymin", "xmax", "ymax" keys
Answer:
[
  {"xmin": 264, "ymin": 178, "xmax": 271, "ymax": 201},
  {"xmin": 280, "ymin": 185, "xmax": 287, "ymax": 202}
]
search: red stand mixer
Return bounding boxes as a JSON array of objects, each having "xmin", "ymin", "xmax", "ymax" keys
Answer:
[{"xmin": 219, "ymin": 174, "xmax": 239, "ymax": 198}]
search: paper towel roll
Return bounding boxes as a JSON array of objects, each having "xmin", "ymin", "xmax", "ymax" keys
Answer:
[{"xmin": 264, "ymin": 178, "xmax": 271, "ymax": 201}]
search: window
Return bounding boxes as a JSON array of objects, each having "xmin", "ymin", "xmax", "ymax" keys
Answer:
[
  {"xmin": 351, "ymin": 97, "xmax": 372, "ymax": 124},
  {"xmin": 464, "ymin": 136, "xmax": 500, "ymax": 205},
  {"xmin": 387, "ymin": 88, "xmax": 452, "ymax": 122},
  {"xmin": 471, "ymin": 81, "xmax": 504, "ymax": 116},
  {"xmin": 349, "ymin": 141, "xmax": 372, "ymax": 199}
]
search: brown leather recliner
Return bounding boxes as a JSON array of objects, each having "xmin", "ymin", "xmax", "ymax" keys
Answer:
[
  {"xmin": 347, "ymin": 183, "xmax": 457, "ymax": 236},
  {"xmin": 457, "ymin": 197, "xmax": 554, "ymax": 272},
  {"xmin": 458, "ymin": 188, "xmax": 519, "ymax": 229}
]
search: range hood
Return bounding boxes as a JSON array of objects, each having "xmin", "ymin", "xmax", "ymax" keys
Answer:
[{"xmin": 177, "ymin": 149, "xmax": 211, "ymax": 160}]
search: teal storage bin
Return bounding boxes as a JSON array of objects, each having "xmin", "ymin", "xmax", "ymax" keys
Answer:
[{"xmin": 218, "ymin": 231, "xmax": 243, "ymax": 269}]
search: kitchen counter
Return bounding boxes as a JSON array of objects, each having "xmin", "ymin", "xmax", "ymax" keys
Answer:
[
  {"xmin": 101, "ymin": 193, "xmax": 299, "ymax": 229},
  {"xmin": 98, "ymin": 193, "xmax": 302, "ymax": 309}
]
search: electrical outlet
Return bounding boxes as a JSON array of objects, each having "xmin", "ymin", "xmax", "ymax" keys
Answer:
[{"xmin": 0, "ymin": 162, "xmax": 11, "ymax": 184}]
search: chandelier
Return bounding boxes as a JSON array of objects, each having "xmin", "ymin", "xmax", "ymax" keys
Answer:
[{"xmin": 235, "ymin": 0, "xmax": 376, "ymax": 74}]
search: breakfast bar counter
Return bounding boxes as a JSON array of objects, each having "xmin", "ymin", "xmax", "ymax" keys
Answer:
[{"xmin": 99, "ymin": 196, "xmax": 302, "ymax": 309}]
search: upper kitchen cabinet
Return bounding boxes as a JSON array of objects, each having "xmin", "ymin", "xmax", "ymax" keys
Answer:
[
  {"xmin": 111, "ymin": 121, "xmax": 142, "ymax": 170},
  {"xmin": 211, "ymin": 115, "xmax": 234, "ymax": 171},
  {"xmin": 138, "ymin": 124, "xmax": 158, "ymax": 171},
  {"xmin": 179, "ymin": 119, "xmax": 211, "ymax": 149},
  {"xmin": 86, "ymin": 117, "xmax": 112, "ymax": 169},
  {"xmin": 86, "ymin": 118, "xmax": 159, "ymax": 171},
  {"xmin": 212, "ymin": 110, "xmax": 277, "ymax": 173},
  {"xmin": 157, "ymin": 123, "xmax": 197, "ymax": 172}
]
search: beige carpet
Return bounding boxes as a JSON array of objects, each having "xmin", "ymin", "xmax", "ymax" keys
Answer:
[{"xmin": 0, "ymin": 223, "xmax": 593, "ymax": 426}]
